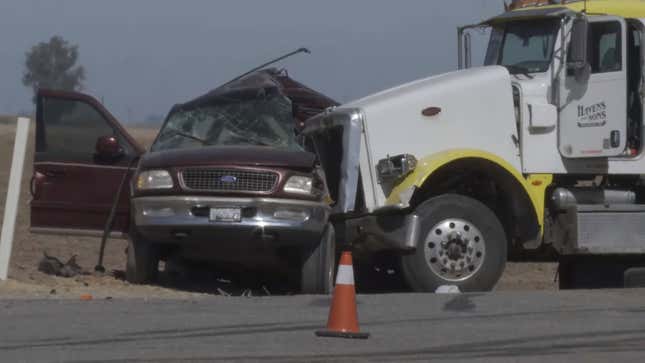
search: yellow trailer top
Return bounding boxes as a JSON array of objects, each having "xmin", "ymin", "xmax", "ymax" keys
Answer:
[{"xmin": 515, "ymin": 0, "xmax": 645, "ymax": 19}]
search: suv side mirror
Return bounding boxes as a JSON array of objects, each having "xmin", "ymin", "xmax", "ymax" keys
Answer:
[
  {"xmin": 567, "ymin": 16, "xmax": 589, "ymax": 77},
  {"xmin": 95, "ymin": 135, "xmax": 124, "ymax": 161}
]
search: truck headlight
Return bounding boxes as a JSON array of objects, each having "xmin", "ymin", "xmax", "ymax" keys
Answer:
[
  {"xmin": 283, "ymin": 175, "xmax": 313, "ymax": 195},
  {"xmin": 376, "ymin": 154, "xmax": 417, "ymax": 183},
  {"xmin": 136, "ymin": 170, "xmax": 174, "ymax": 190}
]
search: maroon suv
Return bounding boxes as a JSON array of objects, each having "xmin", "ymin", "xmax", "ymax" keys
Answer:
[{"xmin": 31, "ymin": 69, "xmax": 339, "ymax": 293}]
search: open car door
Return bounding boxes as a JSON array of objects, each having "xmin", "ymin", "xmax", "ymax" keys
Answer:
[{"xmin": 30, "ymin": 90, "xmax": 144, "ymax": 237}]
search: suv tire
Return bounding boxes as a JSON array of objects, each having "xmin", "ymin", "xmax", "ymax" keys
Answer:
[
  {"xmin": 126, "ymin": 229, "xmax": 160, "ymax": 284},
  {"xmin": 301, "ymin": 224, "xmax": 336, "ymax": 294}
]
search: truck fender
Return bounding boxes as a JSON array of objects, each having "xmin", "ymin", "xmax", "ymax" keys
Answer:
[{"xmin": 386, "ymin": 149, "xmax": 552, "ymax": 239}]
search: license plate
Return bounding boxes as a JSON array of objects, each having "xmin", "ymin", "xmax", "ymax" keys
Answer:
[{"xmin": 209, "ymin": 207, "xmax": 241, "ymax": 222}]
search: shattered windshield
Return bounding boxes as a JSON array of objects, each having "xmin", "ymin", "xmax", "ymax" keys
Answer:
[
  {"xmin": 485, "ymin": 18, "xmax": 560, "ymax": 74},
  {"xmin": 151, "ymin": 91, "xmax": 302, "ymax": 152}
]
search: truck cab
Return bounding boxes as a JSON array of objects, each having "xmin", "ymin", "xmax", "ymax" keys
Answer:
[
  {"xmin": 305, "ymin": 0, "xmax": 645, "ymax": 291},
  {"xmin": 480, "ymin": 4, "xmax": 645, "ymax": 166}
]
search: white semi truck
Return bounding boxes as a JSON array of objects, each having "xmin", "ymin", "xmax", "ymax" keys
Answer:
[{"xmin": 304, "ymin": 0, "xmax": 645, "ymax": 291}]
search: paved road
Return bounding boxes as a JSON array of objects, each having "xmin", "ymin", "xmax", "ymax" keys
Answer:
[{"xmin": 1, "ymin": 289, "xmax": 645, "ymax": 362}]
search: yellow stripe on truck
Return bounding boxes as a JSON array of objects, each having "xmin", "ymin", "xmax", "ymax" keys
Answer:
[{"xmin": 386, "ymin": 149, "xmax": 553, "ymax": 232}]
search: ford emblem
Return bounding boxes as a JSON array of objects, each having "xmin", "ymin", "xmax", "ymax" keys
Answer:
[{"xmin": 220, "ymin": 175, "xmax": 237, "ymax": 183}]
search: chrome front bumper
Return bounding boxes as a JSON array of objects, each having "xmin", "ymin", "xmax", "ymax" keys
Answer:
[{"xmin": 132, "ymin": 196, "xmax": 330, "ymax": 245}]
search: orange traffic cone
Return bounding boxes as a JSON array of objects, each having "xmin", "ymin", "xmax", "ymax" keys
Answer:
[{"xmin": 315, "ymin": 251, "xmax": 369, "ymax": 339}]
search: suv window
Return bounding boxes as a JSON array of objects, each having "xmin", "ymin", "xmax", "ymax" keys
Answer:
[
  {"xmin": 589, "ymin": 21, "xmax": 622, "ymax": 73},
  {"xmin": 38, "ymin": 97, "xmax": 132, "ymax": 163}
]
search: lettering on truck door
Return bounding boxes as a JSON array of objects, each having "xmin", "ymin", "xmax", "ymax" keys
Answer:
[{"xmin": 559, "ymin": 17, "xmax": 628, "ymax": 158}]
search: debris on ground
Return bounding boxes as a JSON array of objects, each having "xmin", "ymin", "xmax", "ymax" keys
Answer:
[
  {"xmin": 435, "ymin": 285, "xmax": 461, "ymax": 294},
  {"xmin": 262, "ymin": 286, "xmax": 271, "ymax": 296},
  {"xmin": 38, "ymin": 252, "xmax": 88, "ymax": 278},
  {"xmin": 216, "ymin": 288, "xmax": 231, "ymax": 296}
]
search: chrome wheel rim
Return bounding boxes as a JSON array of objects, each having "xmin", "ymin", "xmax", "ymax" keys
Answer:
[{"xmin": 424, "ymin": 218, "xmax": 486, "ymax": 282}]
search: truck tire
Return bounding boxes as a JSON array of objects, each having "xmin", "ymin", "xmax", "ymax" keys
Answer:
[
  {"xmin": 301, "ymin": 224, "xmax": 336, "ymax": 294},
  {"xmin": 126, "ymin": 230, "xmax": 160, "ymax": 284},
  {"xmin": 400, "ymin": 194, "xmax": 507, "ymax": 292},
  {"xmin": 559, "ymin": 255, "xmax": 639, "ymax": 289}
]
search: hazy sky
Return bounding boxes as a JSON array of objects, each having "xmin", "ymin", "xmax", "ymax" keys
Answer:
[{"xmin": 0, "ymin": 0, "xmax": 501, "ymax": 122}]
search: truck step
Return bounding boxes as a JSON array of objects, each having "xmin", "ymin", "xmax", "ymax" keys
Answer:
[{"xmin": 563, "ymin": 204, "xmax": 645, "ymax": 254}]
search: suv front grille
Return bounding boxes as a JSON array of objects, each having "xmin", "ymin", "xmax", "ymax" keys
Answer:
[{"xmin": 180, "ymin": 168, "xmax": 279, "ymax": 193}]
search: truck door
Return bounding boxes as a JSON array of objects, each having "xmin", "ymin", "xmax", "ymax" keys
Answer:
[
  {"xmin": 559, "ymin": 17, "xmax": 628, "ymax": 158},
  {"xmin": 31, "ymin": 90, "xmax": 144, "ymax": 237}
]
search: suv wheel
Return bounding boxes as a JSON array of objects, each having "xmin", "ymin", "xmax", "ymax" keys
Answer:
[
  {"xmin": 126, "ymin": 229, "xmax": 160, "ymax": 284},
  {"xmin": 301, "ymin": 224, "xmax": 336, "ymax": 294}
]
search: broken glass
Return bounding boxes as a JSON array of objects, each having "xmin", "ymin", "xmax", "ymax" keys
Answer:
[{"xmin": 151, "ymin": 74, "xmax": 302, "ymax": 152}]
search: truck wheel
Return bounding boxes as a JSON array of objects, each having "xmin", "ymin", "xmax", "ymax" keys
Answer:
[
  {"xmin": 126, "ymin": 230, "xmax": 160, "ymax": 284},
  {"xmin": 401, "ymin": 194, "xmax": 507, "ymax": 292},
  {"xmin": 301, "ymin": 224, "xmax": 336, "ymax": 294},
  {"xmin": 559, "ymin": 255, "xmax": 630, "ymax": 289}
]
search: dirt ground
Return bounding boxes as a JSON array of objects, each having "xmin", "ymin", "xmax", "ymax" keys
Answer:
[{"xmin": 0, "ymin": 117, "xmax": 558, "ymax": 299}]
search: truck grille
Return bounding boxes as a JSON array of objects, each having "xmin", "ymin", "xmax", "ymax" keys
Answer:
[{"xmin": 180, "ymin": 168, "xmax": 279, "ymax": 193}]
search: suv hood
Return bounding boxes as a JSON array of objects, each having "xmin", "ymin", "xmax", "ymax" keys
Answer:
[{"xmin": 139, "ymin": 146, "xmax": 316, "ymax": 170}]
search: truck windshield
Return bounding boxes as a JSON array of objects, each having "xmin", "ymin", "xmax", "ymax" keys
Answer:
[
  {"xmin": 151, "ymin": 93, "xmax": 303, "ymax": 152},
  {"xmin": 485, "ymin": 18, "xmax": 560, "ymax": 74}
]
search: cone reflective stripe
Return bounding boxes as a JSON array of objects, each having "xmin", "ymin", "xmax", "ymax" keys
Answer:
[
  {"xmin": 335, "ymin": 264, "xmax": 354, "ymax": 285},
  {"xmin": 315, "ymin": 251, "xmax": 369, "ymax": 339}
]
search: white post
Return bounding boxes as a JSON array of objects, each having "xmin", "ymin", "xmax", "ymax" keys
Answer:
[{"xmin": 0, "ymin": 117, "xmax": 30, "ymax": 281}]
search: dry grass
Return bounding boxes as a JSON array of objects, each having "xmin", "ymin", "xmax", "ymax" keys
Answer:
[
  {"xmin": 0, "ymin": 115, "xmax": 17, "ymax": 125},
  {"xmin": 127, "ymin": 127, "xmax": 159, "ymax": 150}
]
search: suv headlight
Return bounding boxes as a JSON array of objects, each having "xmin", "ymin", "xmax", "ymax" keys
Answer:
[
  {"xmin": 283, "ymin": 175, "xmax": 313, "ymax": 195},
  {"xmin": 136, "ymin": 170, "xmax": 173, "ymax": 190}
]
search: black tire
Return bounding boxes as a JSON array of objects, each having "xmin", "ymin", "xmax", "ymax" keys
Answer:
[
  {"xmin": 301, "ymin": 224, "xmax": 336, "ymax": 294},
  {"xmin": 559, "ymin": 255, "xmax": 640, "ymax": 289},
  {"xmin": 400, "ymin": 194, "xmax": 507, "ymax": 292},
  {"xmin": 126, "ymin": 229, "xmax": 159, "ymax": 284}
]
